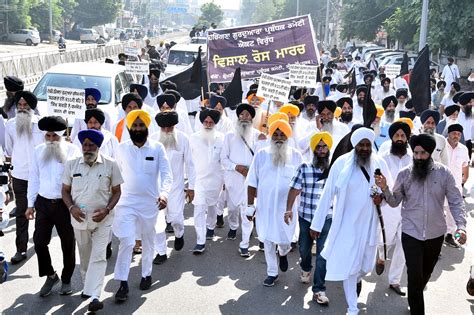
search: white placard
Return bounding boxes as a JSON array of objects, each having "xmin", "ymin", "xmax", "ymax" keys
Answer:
[
  {"xmin": 124, "ymin": 47, "xmax": 140, "ymax": 56},
  {"xmin": 256, "ymin": 73, "xmax": 292, "ymax": 102},
  {"xmin": 384, "ymin": 64, "xmax": 401, "ymax": 78},
  {"xmin": 47, "ymin": 86, "xmax": 86, "ymax": 119},
  {"xmin": 288, "ymin": 64, "xmax": 318, "ymax": 87},
  {"xmin": 125, "ymin": 61, "xmax": 149, "ymax": 75}
]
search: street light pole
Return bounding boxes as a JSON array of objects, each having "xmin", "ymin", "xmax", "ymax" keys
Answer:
[
  {"xmin": 296, "ymin": 0, "xmax": 299, "ymax": 16},
  {"xmin": 324, "ymin": 0, "xmax": 330, "ymax": 49},
  {"xmin": 419, "ymin": 0, "xmax": 429, "ymax": 51}
]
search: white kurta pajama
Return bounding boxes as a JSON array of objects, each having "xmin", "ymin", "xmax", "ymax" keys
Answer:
[
  {"xmin": 190, "ymin": 130, "xmax": 225, "ymax": 245},
  {"xmin": 150, "ymin": 130, "xmax": 196, "ymax": 255},
  {"xmin": 113, "ymin": 139, "xmax": 172, "ymax": 281},
  {"xmin": 310, "ymin": 151, "xmax": 391, "ymax": 314},
  {"xmin": 220, "ymin": 127, "xmax": 260, "ymax": 249},
  {"xmin": 246, "ymin": 146, "xmax": 303, "ymax": 276}
]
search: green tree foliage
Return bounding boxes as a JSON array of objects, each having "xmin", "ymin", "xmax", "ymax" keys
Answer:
[
  {"xmin": 197, "ymin": 1, "xmax": 223, "ymax": 27},
  {"xmin": 6, "ymin": 0, "xmax": 33, "ymax": 30},
  {"xmin": 29, "ymin": 0, "xmax": 63, "ymax": 32},
  {"xmin": 73, "ymin": 0, "xmax": 121, "ymax": 28}
]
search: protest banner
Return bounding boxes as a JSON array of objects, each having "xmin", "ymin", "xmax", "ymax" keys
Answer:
[
  {"xmin": 288, "ymin": 64, "xmax": 318, "ymax": 87},
  {"xmin": 384, "ymin": 64, "xmax": 401, "ymax": 78},
  {"xmin": 124, "ymin": 47, "xmax": 140, "ymax": 56},
  {"xmin": 125, "ymin": 61, "xmax": 150, "ymax": 75},
  {"xmin": 256, "ymin": 73, "xmax": 292, "ymax": 102},
  {"xmin": 207, "ymin": 15, "xmax": 319, "ymax": 82},
  {"xmin": 47, "ymin": 86, "xmax": 86, "ymax": 119}
]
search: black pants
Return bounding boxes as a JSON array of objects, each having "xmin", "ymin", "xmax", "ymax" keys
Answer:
[
  {"xmin": 33, "ymin": 195, "xmax": 76, "ymax": 283},
  {"xmin": 12, "ymin": 177, "xmax": 28, "ymax": 253},
  {"xmin": 402, "ymin": 233, "xmax": 444, "ymax": 315}
]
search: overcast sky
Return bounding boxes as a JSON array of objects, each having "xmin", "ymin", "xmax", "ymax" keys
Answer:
[{"xmin": 198, "ymin": 0, "xmax": 240, "ymax": 11}]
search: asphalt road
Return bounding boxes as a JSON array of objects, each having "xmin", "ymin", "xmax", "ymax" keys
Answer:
[{"xmin": 1, "ymin": 179, "xmax": 474, "ymax": 314}]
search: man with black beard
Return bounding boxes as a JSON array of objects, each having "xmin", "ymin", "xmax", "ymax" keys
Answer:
[
  {"xmin": 374, "ymin": 77, "xmax": 395, "ymax": 105},
  {"xmin": 337, "ymin": 97, "xmax": 354, "ymax": 128},
  {"xmin": 25, "ymin": 116, "xmax": 79, "ymax": 297},
  {"xmin": 352, "ymin": 86, "xmax": 367, "ymax": 123},
  {"xmin": 419, "ymin": 109, "xmax": 449, "ymax": 165},
  {"xmin": 113, "ymin": 110, "xmax": 172, "ymax": 301},
  {"xmin": 377, "ymin": 134, "xmax": 466, "ymax": 315},
  {"xmin": 375, "ymin": 121, "xmax": 412, "ymax": 296},
  {"xmin": 2, "ymin": 76, "xmax": 24, "ymax": 119},
  {"xmin": 458, "ymin": 92, "xmax": 474, "ymax": 159},
  {"xmin": 302, "ymin": 95, "xmax": 318, "ymax": 122},
  {"xmin": 5, "ymin": 91, "xmax": 44, "ymax": 264},
  {"xmin": 286, "ymin": 132, "xmax": 332, "ymax": 305},
  {"xmin": 220, "ymin": 104, "xmax": 260, "ymax": 256},
  {"xmin": 381, "ymin": 95, "xmax": 398, "ymax": 124}
]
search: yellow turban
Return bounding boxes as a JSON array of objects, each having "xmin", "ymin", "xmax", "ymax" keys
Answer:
[
  {"xmin": 334, "ymin": 107, "xmax": 342, "ymax": 118},
  {"xmin": 268, "ymin": 112, "xmax": 289, "ymax": 125},
  {"xmin": 269, "ymin": 119, "xmax": 292, "ymax": 138},
  {"xmin": 246, "ymin": 93, "xmax": 264, "ymax": 103},
  {"xmin": 310, "ymin": 132, "xmax": 333, "ymax": 152},
  {"xmin": 396, "ymin": 117, "xmax": 414, "ymax": 131},
  {"xmin": 126, "ymin": 109, "xmax": 151, "ymax": 129},
  {"xmin": 376, "ymin": 105, "xmax": 384, "ymax": 118},
  {"xmin": 279, "ymin": 104, "xmax": 300, "ymax": 116}
]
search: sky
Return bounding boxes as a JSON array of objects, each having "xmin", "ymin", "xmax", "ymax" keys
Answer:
[{"xmin": 198, "ymin": 0, "xmax": 240, "ymax": 11}]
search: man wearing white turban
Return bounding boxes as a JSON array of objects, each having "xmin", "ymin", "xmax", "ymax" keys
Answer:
[{"xmin": 309, "ymin": 127, "xmax": 392, "ymax": 315}]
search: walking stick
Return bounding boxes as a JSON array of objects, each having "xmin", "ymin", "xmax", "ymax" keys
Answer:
[{"xmin": 372, "ymin": 168, "xmax": 387, "ymax": 260}]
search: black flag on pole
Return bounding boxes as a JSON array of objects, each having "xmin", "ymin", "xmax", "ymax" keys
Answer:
[
  {"xmin": 409, "ymin": 45, "xmax": 431, "ymax": 115},
  {"xmin": 222, "ymin": 67, "xmax": 243, "ymax": 110},
  {"xmin": 400, "ymin": 52, "xmax": 409, "ymax": 76}
]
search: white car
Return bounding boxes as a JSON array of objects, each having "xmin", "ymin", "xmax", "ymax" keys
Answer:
[
  {"xmin": 4, "ymin": 29, "xmax": 40, "ymax": 46},
  {"xmin": 33, "ymin": 62, "xmax": 136, "ymax": 125},
  {"xmin": 164, "ymin": 43, "xmax": 206, "ymax": 77},
  {"xmin": 80, "ymin": 29, "xmax": 100, "ymax": 43},
  {"xmin": 380, "ymin": 54, "xmax": 439, "ymax": 72}
]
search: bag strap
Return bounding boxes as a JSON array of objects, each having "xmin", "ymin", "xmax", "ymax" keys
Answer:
[
  {"xmin": 360, "ymin": 166, "xmax": 370, "ymax": 183},
  {"xmin": 240, "ymin": 135, "xmax": 254, "ymax": 156}
]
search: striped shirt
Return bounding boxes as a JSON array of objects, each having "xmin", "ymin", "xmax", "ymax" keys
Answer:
[{"xmin": 289, "ymin": 163, "xmax": 326, "ymax": 222}]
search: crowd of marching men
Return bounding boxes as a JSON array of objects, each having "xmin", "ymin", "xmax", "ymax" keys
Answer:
[{"xmin": 0, "ymin": 53, "xmax": 472, "ymax": 314}]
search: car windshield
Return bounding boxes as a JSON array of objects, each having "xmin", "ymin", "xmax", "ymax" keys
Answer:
[
  {"xmin": 167, "ymin": 50, "xmax": 198, "ymax": 65},
  {"xmin": 33, "ymin": 73, "xmax": 111, "ymax": 103}
]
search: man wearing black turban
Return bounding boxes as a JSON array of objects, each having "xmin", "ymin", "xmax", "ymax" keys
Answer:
[
  {"xmin": 419, "ymin": 109, "xmax": 449, "ymax": 165},
  {"xmin": 302, "ymin": 95, "xmax": 319, "ymax": 121}
]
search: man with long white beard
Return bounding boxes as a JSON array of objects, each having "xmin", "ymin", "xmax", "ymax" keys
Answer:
[
  {"xmin": 113, "ymin": 110, "xmax": 172, "ymax": 301},
  {"xmin": 220, "ymin": 103, "xmax": 260, "ymax": 257},
  {"xmin": 151, "ymin": 111, "xmax": 196, "ymax": 264},
  {"xmin": 381, "ymin": 96, "xmax": 398, "ymax": 125},
  {"xmin": 246, "ymin": 119, "xmax": 303, "ymax": 287},
  {"xmin": 62, "ymin": 129, "xmax": 123, "ymax": 312},
  {"xmin": 337, "ymin": 97, "xmax": 355, "ymax": 129},
  {"xmin": 25, "ymin": 116, "xmax": 79, "ymax": 297},
  {"xmin": 418, "ymin": 109, "xmax": 449, "ymax": 165},
  {"xmin": 189, "ymin": 109, "xmax": 224, "ymax": 253},
  {"xmin": 436, "ymin": 104, "xmax": 462, "ymax": 138},
  {"xmin": 458, "ymin": 92, "xmax": 474, "ymax": 159},
  {"xmin": 315, "ymin": 100, "xmax": 350, "ymax": 151},
  {"xmin": 440, "ymin": 82, "xmax": 461, "ymax": 116},
  {"xmin": 309, "ymin": 127, "xmax": 392, "ymax": 315},
  {"xmin": 375, "ymin": 121, "xmax": 412, "ymax": 297},
  {"xmin": 5, "ymin": 91, "xmax": 44, "ymax": 264}
]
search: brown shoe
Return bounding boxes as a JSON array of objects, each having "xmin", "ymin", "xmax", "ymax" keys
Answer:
[
  {"xmin": 389, "ymin": 284, "xmax": 406, "ymax": 296},
  {"xmin": 375, "ymin": 258, "xmax": 385, "ymax": 275},
  {"xmin": 467, "ymin": 278, "xmax": 474, "ymax": 296}
]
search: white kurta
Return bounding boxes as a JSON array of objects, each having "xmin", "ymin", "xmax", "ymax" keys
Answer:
[
  {"xmin": 194, "ymin": 112, "xmax": 234, "ymax": 135},
  {"xmin": 246, "ymin": 146, "xmax": 303, "ymax": 243},
  {"xmin": 441, "ymin": 64, "xmax": 460, "ymax": 93},
  {"xmin": 310, "ymin": 151, "xmax": 392, "ymax": 281},
  {"xmin": 70, "ymin": 112, "xmax": 112, "ymax": 141}
]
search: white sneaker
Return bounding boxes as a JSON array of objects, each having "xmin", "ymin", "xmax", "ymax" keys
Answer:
[
  {"xmin": 300, "ymin": 271, "xmax": 311, "ymax": 283},
  {"xmin": 313, "ymin": 291, "xmax": 329, "ymax": 305}
]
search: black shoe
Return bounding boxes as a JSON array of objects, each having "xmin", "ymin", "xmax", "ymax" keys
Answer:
[
  {"xmin": 139, "ymin": 276, "xmax": 152, "ymax": 290},
  {"xmin": 39, "ymin": 273, "xmax": 60, "ymax": 297},
  {"xmin": 192, "ymin": 244, "xmax": 205, "ymax": 254},
  {"xmin": 290, "ymin": 242, "xmax": 297, "ymax": 252},
  {"xmin": 106, "ymin": 242, "xmax": 112, "ymax": 260},
  {"xmin": 263, "ymin": 275, "xmax": 279, "ymax": 287},
  {"xmin": 216, "ymin": 215, "xmax": 224, "ymax": 228},
  {"xmin": 0, "ymin": 230, "xmax": 4, "ymax": 237},
  {"xmin": 115, "ymin": 284, "xmax": 129, "ymax": 302},
  {"xmin": 11, "ymin": 252, "xmax": 26, "ymax": 264},
  {"xmin": 279, "ymin": 254, "xmax": 288, "ymax": 272},
  {"xmin": 389, "ymin": 284, "xmax": 406, "ymax": 296},
  {"xmin": 81, "ymin": 292, "xmax": 91, "ymax": 299},
  {"xmin": 206, "ymin": 228, "xmax": 215, "ymax": 240},
  {"xmin": 153, "ymin": 254, "xmax": 167, "ymax": 265},
  {"xmin": 227, "ymin": 229, "xmax": 237, "ymax": 240},
  {"xmin": 174, "ymin": 236, "xmax": 184, "ymax": 251},
  {"xmin": 88, "ymin": 299, "xmax": 104, "ymax": 312},
  {"xmin": 445, "ymin": 234, "xmax": 459, "ymax": 248},
  {"xmin": 357, "ymin": 281, "xmax": 362, "ymax": 297},
  {"xmin": 9, "ymin": 207, "xmax": 17, "ymax": 218},
  {"xmin": 165, "ymin": 222, "xmax": 174, "ymax": 233},
  {"xmin": 375, "ymin": 259, "xmax": 385, "ymax": 275},
  {"xmin": 258, "ymin": 242, "xmax": 264, "ymax": 252}
]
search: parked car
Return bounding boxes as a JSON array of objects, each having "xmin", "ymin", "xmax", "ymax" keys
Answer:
[
  {"xmin": 2, "ymin": 29, "xmax": 40, "ymax": 46},
  {"xmin": 39, "ymin": 30, "xmax": 61, "ymax": 43},
  {"xmin": 33, "ymin": 62, "xmax": 136, "ymax": 124},
  {"xmin": 190, "ymin": 37, "xmax": 207, "ymax": 44},
  {"xmin": 80, "ymin": 28, "xmax": 100, "ymax": 43},
  {"xmin": 380, "ymin": 54, "xmax": 439, "ymax": 72},
  {"xmin": 164, "ymin": 43, "xmax": 206, "ymax": 77}
]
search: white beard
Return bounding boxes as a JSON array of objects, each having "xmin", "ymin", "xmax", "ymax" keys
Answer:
[
  {"xmin": 270, "ymin": 140, "xmax": 288, "ymax": 167},
  {"xmin": 16, "ymin": 110, "xmax": 33, "ymax": 137},
  {"xmin": 42, "ymin": 140, "xmax": 66, "ymax": 164},
  {"xmin": 321, "ymin": 120, "xmax": 333, "ymax": 133},
  {"xmin": 199, "ymin": 128, "xmax": 216, "ymax": 146},
  {"xmin": 159, "ymin": 130, "xmax": 178, "ymax": 150},
  {"xmin": 235, "ymin": 120, "xmax": 252, "ymax": 141}
]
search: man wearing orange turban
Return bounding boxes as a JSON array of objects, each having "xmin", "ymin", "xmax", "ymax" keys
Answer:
[{"xmin": 246, "ymin": 118, "xmax": 303, "ymax": 287}]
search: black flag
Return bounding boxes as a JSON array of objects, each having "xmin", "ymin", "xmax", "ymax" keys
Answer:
[
  {"xmin": 400, "ymin": 52, "xmax": 409, "ymax": 76},
  {"xmin": 348, "ymin": 68, "xmax": 357, "ymax": 97},
  {"xmin": 222, "ymin": 67, "xmax": 243, "ymax": 110},
  {"xmin": 409, "ymin": 45, "xmax": 431, "ymax": 115},
  {"xmin": 363, "ymin": 83, "xmax": 377, "ymax": 128}
]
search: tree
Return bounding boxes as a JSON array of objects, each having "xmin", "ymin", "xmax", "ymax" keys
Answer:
[
  {"xmin": 6, "ymin": 0, "xmax": 32, "ymax": 30},
  {"xmin": 197, "ymin": 1, "xmax": 223, "ymax": 27},
  {"xmin": 73, "ymin": 0, "xmax": 121, "ymax": 28},
  {"xmin": 29, "ymin": 0, "xmax": 63, "ymax": 33}
]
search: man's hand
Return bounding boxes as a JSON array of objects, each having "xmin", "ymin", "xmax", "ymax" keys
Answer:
[
  {"xmin": 455, "ymin": 229, "xmax": 467, "ymax": 245},
  {"xmin": 157, "ymin": 196, "xmax": 168, "ymax": 210},
  {"xmin": 70, "ymin": 205, "xmax": 85, "ymax": 223},
  {"xmin": 316, "ymin": 114, "xmax": 323, "ymax": 130},
  {"xmin": 284, "ymin": 211, "xmax": 293, "ymax": 225},
  {"xmin": 185, "ymin": 190, "xmax": 194, "ymax": 203},
  {"xmin": 246, "ymin": 205, "xmax": 255, "ymax": 222},
  {"xmin": 375, "ymin": 173, "xmax": 388, "ymax": 190},
  {"xmin": 235, "ymin": 165, "xmax": 249, "ymax": 177},
  {"xmin": 25, "ymin": 207, "xmax": 35, "ymax": 220},
  {"xmin": 92, "ymin": 208, "xmax": 108, "ymax": 223},
  {"xmin": 310, "ymin": 229, "xmax": 320, "ymax": 239}
]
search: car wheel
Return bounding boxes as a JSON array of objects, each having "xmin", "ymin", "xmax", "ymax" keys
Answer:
[{"xmin": 26, "ymin": 39, "xmax": 32, "ymax": 46}]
